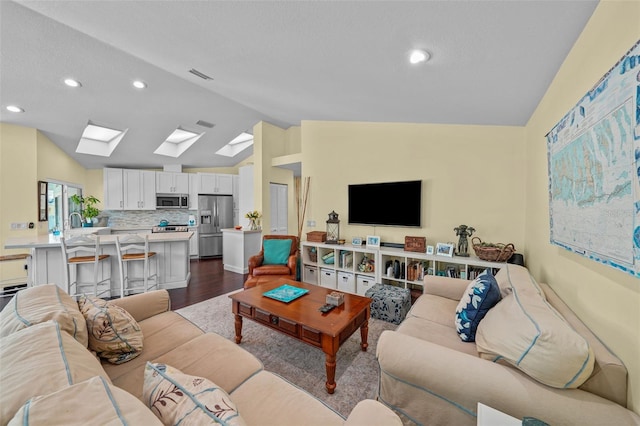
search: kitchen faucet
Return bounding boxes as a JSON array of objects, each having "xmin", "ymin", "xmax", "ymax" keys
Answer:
[{"xmin": 68, "ymin": 212, "xmax": 83, "ymax": 229}]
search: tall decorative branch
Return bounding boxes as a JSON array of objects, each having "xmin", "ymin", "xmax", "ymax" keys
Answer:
[{"xmin": 295, "ymin": 176, "xmax": 311, "ymax": 246}]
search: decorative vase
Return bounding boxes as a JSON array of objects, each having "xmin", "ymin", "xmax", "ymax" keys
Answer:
[{"xmin": 249, "ymin": 219, "xmax": 258, "ymax": 231}]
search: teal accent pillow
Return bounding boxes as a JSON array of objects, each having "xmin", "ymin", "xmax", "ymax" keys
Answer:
[{"xmin": 263, "ymin": 239, "xmax": 293, "ymax": 265}]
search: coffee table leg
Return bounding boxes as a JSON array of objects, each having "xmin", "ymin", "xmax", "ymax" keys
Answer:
[
  {"xmin": 325, "ymin": 353, "xmax": 337, "ymax": 394},
  {"xmin": 360, "ymin": 319, "xmax": 369, "ymax": 352},
  {"xmin": 234, "ymin": 314, "xmax": 243, "ymax": 344}
]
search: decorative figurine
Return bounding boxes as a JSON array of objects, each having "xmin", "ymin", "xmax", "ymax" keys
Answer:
[{"xmin": 454, "ymin": 224, "xmax": 475, "ymax": 257}]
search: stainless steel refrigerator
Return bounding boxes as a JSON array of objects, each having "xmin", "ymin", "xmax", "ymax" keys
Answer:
[{"xmin": 198, "ymin": 194, "xmax": 233, "ymax": 257}]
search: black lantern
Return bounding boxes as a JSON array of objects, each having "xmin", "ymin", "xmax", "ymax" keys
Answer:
[{"xmin": 326, "ymin": 211, "xmax": 340, "ymax": 244}]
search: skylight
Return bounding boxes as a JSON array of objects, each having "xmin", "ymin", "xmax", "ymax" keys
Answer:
[
  {"xmin": 154, "ymin": 127, "xmax": 204, "ymax": 158},
  {"xmin": 76, "ymin": 122, "xmax": 127, "ymax": 157},
  {"xmin": 216, "ymin": 132, "xmax": 253, "ymax": 157}
]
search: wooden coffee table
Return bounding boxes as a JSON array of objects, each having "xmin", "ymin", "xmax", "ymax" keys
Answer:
[{"xmin": 229, "ymin": 278, "xmax": 372, "ymax": 394}]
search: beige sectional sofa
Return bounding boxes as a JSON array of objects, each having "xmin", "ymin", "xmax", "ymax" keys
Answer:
[
  {"xmin": 376, "ymin": 264, "xmax": 640, "ymax": 425},
  {"xmin": 0, "ymin": 285, "xmax": 401, "ymax": 426}
]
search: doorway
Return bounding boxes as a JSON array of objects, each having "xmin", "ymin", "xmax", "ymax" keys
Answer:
[{"xmin": 269, "ymin": 183, "xmax": 288, "ymax": 235}]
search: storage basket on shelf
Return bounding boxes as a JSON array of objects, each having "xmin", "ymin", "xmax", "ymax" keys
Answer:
[
  {"xmin": 471, "ymin": 237, "xmax": 515, "ymax": 262},
  {"xmin": 306, "ymin": 231, "xmax": 327, "ymax": 243},
  {"xmin": 306, "ymin": 246, "xmax": 318, "ymax": 262}
]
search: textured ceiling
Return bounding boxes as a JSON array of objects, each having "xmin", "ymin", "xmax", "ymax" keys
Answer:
[{"xmin": 0, "ymin": 0, "xmax": 598, "ymax": 170}]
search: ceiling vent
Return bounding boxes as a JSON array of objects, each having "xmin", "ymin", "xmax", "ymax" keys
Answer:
[
  {"xmin": 189, "ymin": 68, "xmax": 213, "ymax": 80},
  {"xmin": 196, "ymin": 120, "xmax": 215, "ymax": 128}
]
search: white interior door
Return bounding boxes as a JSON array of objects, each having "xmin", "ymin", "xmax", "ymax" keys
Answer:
[{"xmin": 270, "ymin": 183, "xmax": 288, "ymax": 235}]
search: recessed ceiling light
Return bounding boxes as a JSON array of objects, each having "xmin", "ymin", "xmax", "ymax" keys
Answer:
[
  {"xmin": 6, "ymin": 105, "xmax": 24, "ymax": 113},
  {"xmin": 64, "ymin": 78, "xmax": 82, "ymax": 88},
  {"xmin": 409, "ymin": 49, "xmax": 431, "ymax": 65},
  {"xmin": 132, "ymin": 80, "xmax": 147, "ymax": 89}
]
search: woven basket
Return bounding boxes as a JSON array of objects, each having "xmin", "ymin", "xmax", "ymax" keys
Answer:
[
  {"xmin": 472, "ymin": 237, "xmax": 515, "ymax": 262},
  {"xmin": 306, "ymin": 246, "xmax": 318, "ymax": 262}
]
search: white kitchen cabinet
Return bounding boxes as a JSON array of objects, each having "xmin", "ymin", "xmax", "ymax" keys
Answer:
[
  {"xmin": 198, "ymin": 173, "xmax": 233, "ymax": 194},
  {"xmin": 103, "ymin": 168, "xmax": 124, "ymax": 210},
  {"xmin": 188, "ymin": 226, "xmax": 198, "ymax": 257},
  {"xmin": 156, "ymin": 171, "xmax": 189, "ymax": 194},
  {"xmin": 189, "ymin": 173, "xmax": 199, "ymax": 210},
  {"xmin": 123, "ymin": 169, "xmax": 156, "ymax": 210}
]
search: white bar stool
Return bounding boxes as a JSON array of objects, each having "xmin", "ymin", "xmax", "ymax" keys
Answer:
[
  {"xmin": 60, "ymin": 234, "xmax": 111, "ymax": 298},
  {"xmin": 115, "ymin": 234, "xmax": 158, "ymax": 297}
]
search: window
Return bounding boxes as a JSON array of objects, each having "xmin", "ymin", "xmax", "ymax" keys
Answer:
[{"xmin": 45, "ymin": 181, "xmax": 83, "ymax": 233}]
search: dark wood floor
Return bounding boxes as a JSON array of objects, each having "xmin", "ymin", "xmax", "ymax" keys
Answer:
[
  {"xmin": 0, "ymin": 258, "xmax": 246, "ymax": 311},
  {"xmin": 168, "ymin": 258, "xmax": 246, "ymax": 310}
]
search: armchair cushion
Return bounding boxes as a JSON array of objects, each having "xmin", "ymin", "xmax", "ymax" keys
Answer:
[{"xmin": 263, "ymin": 239, "xmax": 293, "ymax": 265}]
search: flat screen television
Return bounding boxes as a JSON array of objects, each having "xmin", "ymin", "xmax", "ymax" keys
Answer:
[{"xmin": 348, "ymin": 180, "xmax": 421, "ymax": 227}]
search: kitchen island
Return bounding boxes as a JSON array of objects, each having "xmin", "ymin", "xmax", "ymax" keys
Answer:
[
  {"xmin": 222, "ymin": 228, "xmax": 262, "ymax": 274},
  {"xmin": 4, "ymin": 230, "xmax": 193, "ymax": 295}
]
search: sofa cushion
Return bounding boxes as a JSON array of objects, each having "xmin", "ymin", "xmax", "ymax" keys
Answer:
[
  {"xmin": 540, "ymin": 283, "xmax": 628, "ymax": 406},
  {"xmin": 476, "ymin": 282, "xmax": 595, "ymax": 388},
  {"xmin": 0, "ymin": 321, "xmax": 110, "ymax": 422},
  {"xmin": 8, "ymin": 376, "xmax": 162, "ymax": 426},
  {"xmin": 230, "ymin": 371, "xmax": 345, "ymax": 426},
  {"xmin": 102, "ymin": 311, "xmax": 204, "ymax": 394},
  {"xmin": 78, "ymin": 296, "xmax": 144, "ymax": 364},
  {"xmin": 494, "ymin": 263, "xmax": 545, "ymax": 299},
  {"xmin": 0, "ymin": 284, "xmax": 88, "ymax": 346},
  {"xmin": 143, "ymin": 362, "xmax": 247, "ymax": 426},
  {"xmin": 154, "ymin": 332, "xmax": 264, "ymax": 395},
  {"xmin": 263, "ymin": 239, "xmax": 292, "ymax": 265},
  {"xmin": 454, "ymin": 269, "xmax": 501, "ymax": 342}
]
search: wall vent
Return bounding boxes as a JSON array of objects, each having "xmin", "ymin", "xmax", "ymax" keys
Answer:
[
  {"xmin": 196, "ymin": 120, "xmax": 215, "ymax": 128},
  {"xmin": 188, "ymin": 68, "xmax": 213, "ymax": 80}
]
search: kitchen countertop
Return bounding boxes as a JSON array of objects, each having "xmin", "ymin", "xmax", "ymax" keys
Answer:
[
  {"xmin": 221, "ymin": 228, "xmax": 262, "ymax": 233},
  {"xmin": 4, "ymin": 231, "xmax": 193, "ymax": 249}
]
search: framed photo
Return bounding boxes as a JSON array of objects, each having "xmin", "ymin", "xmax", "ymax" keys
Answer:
[
  {"xmin": 366, "ymin": 235, "xmax": 380, "ymax": 248},
  {"xmin": 352, "ymin": 237, "xmax": 363, "ymax": 246},
  {"xmin": 38, "ymin": 181, "xmax": 47, "ymax": 222},
  {"xmin": 426, "ymin": 245, "xmax": 434, "ymax": 255},
  {"xmin": 436, "ymin": 242, "xmax": 455, "ymax": 257}
]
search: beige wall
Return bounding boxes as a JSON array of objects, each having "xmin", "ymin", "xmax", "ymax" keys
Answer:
[
  {"xmin": 253, "ymin": 121, "xmax": 297, "ymax": 235},
  {"xmin": 0, "ymin": 124, "xmax": 38, "ymax": 281},
  {"xmin": 300, "ymin": 121, "xmax": 526, "ymax": 248},
  {"xmin": 524, "ymin": 0, "xmax": 640, "ymax": 411}
]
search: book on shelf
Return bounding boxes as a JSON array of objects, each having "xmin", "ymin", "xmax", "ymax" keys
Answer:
[{"xmin": 339, "ymin": 250, "xmax": 353, "ymax": 268}]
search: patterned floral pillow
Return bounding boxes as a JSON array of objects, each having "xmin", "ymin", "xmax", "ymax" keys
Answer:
[
  {"xmin": 143, "ymin": 362, "xmax": 247, "ymax": 426},
  {"xmin": 454, "ymin": 269, "xmax": 501, "ymax": 342},
  {"xmin": 78, "ymin": 296, "xmax": 143, "ymax": 364}
]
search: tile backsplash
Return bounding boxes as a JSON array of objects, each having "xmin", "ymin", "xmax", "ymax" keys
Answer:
[{"xmin": 103, "ymin": 210, "xmax": 197, "ymax": 228}]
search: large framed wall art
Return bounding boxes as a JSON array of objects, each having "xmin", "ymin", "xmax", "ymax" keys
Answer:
[{"xmin": 546, "ymin": 40, "xmax": 640, "ymax": 277}]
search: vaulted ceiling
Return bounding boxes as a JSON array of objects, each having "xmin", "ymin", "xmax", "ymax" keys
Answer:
[{"xmin": 0, "ymin": 0, "xmax": 598, "ymax": 170}]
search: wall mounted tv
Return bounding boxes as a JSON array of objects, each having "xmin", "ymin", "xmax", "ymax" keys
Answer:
[{"xmin": 348, "ymin": 180, "xmax": 421, "ymax": 227}]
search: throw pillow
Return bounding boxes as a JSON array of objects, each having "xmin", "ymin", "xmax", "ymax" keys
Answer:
[
  {"xmin": 0, "ymin": 284, "xmax": 88, "ymax": 346},
  {"xmin": 143, "ymin": 362, "xmax": 247, "ymax": 426},
  {"xmin": 78, "ymin": 296, "xmax": 143, "ymax": 364},
  {"xmin": 0, "ymin": 321, "xmax": 110, "ymax": 422},
  {"xmin": 476, "ymin": 280, "xmax": 595, "ymax": 388},
  {"xmin": 8, "ymin": 376, "xmax": 162, "ymax": 426},
  {"xmin": 454, "ymin": 269, "xmax": 501, "ymax": 342},
  {"xmin": 263, "ymin": 239, "xmax": 292, "ymax": 265}
]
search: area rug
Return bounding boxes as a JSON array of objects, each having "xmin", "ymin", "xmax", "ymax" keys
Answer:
[{"xmin": 175, "ymin": 290, "xmax": 397, "ymax": 417}]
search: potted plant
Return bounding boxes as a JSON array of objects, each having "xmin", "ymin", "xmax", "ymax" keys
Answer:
[{"xmin": 70, "ymin": 194, "xmax": 101, "ymax": 227}]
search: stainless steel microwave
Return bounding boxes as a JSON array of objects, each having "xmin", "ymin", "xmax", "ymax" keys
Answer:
[{"xmin": 156, "ymin": 194, "xmax": 189, "ymax": 209}]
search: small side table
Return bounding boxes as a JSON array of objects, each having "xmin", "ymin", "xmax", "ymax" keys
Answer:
[{"xmin": 477, "ymin": 403, "xmax": 520, "ymax": 426}]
